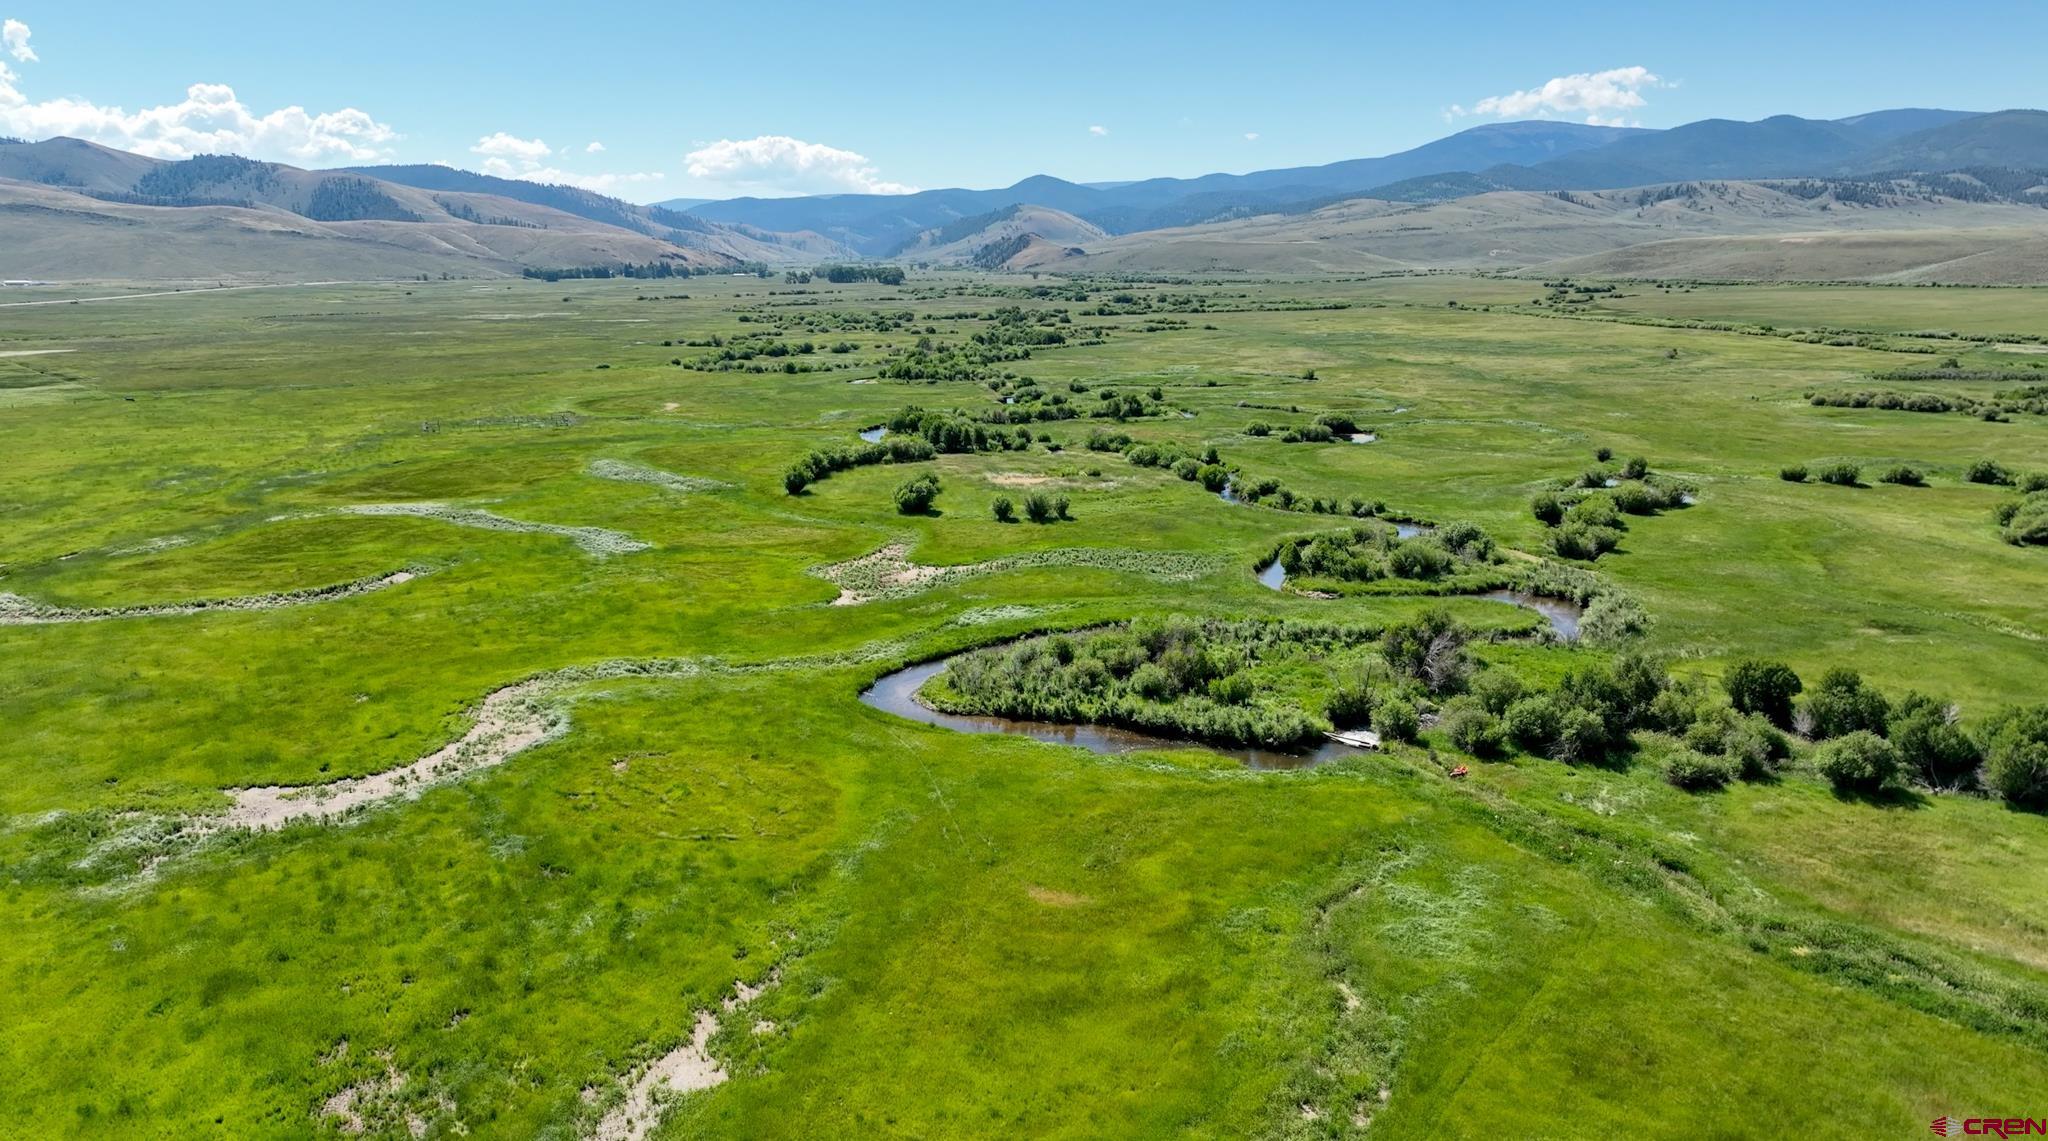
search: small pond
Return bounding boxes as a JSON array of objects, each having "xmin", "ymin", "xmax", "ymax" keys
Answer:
[{"xmin": 859, "ymin": 427, "xmax": 887, "ymax": 443}]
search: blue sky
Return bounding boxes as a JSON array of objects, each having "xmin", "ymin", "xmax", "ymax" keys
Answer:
[{"xmin": 2, "ymin": 1, "xmax": 2043, "ymax": 202}]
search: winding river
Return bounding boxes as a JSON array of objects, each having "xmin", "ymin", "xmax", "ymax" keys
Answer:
[{"xmin": 859, "ymin": 659, "xmax": 1362, "ymax": 769}]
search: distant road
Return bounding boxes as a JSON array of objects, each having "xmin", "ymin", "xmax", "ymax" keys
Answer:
[{"xmin": 0, "ymin": 280, "xmax": 395, "ymax": 309}]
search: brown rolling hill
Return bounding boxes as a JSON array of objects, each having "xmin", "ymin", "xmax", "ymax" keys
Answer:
[
  {"xmin": 893, "ymin": 204, "xmax": 1107, "ymax": 268},
  {"xmin": 0, "ymin": 138, "xmax": 846, "ymax": 281},
  {"xmin": 1061, "ymin": 176, "xmax": 2048, "ymax": 281}
]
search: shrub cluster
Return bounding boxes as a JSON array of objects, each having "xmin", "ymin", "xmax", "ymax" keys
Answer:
[
  {"xmin": 1804, "ymin": 384, "xmax": 2048, "ymax": 420},
  {"xmin": 1528, "ymin": 455, "xmax": 1692, "ymax": 562},
  {"xmin": 1816, "ymin": 462, "xmax": 1861, "ymax": 487},
  {"xmin": 1246, "ymin": 412, "xmax": 1370, "ymax": 443},
  {"xmin": 933, "ymin": 618, "xmax": 1378, "ymax": 748},
  {"xmin": 1269, "ymin": 521, "xmax": 1499, "ymax": 588},
  {"xmin": 893, "ymin": 473, "xmax": 941, "ymax": 515},
  {"xmin": 784, "ymin": 406, "xmax": 1039, "ymax": 494},
  {"xmin": 1712, "ymin": 659, "xmax": 2045, "ymax": 803},
  {"xmin": 1995, "ymin": 490, "xmax": 2048, "ymax": 546},
  {"xmin": 1096, "ymin": 432, "xmax": 1397, "ymax": 520},
  {"xmin": 783, "ymin": 436, "xmax": 937, "ymax": 494}
]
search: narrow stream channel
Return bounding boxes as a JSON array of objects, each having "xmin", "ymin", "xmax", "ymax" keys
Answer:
[{"xmin": 859, "ymin": 659, "xmax": 1362, "ymax": 769}]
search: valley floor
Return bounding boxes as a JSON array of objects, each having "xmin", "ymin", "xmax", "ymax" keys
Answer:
[{"xmin": 2, "ymin": 271, "xmax": 2046, "ymax": 1137}]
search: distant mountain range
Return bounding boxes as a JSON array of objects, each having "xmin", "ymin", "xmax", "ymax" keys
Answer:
[
  {"xmin": 1, "ymin": 106, "xmax": 2044, "ymax": 283},
  {"xmin": 662, "ymin": 109, "xmax": 2048, "ymax": 255},
  {"xmin": 0, "ymin": 138, "xmax": 848, "ymax": 281}
]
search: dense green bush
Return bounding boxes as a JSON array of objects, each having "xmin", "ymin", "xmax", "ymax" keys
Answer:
[
  {"xmin": 894, "ymin": 473, "xmax": 942, "ymax": 514},
  {"xmin": 1552, "ymin": 707, "xmax": 1610, "ymax": 765},
  {"xmin": 1469, "ymin": 670, "xmax": 1524, "ymax": 716},
  {"xmin": 783, "ymin": 433, "xmax": 941, "ymax": 494},
  {"xmin": 1371, "ymin": 692, "xmax": 1420, "ymax": 742},
  {"xmin": 1531, "ymin": 492, "xmax": 1566, "ymax": 525},
  {"xmin": 1579, "ymin": 591, "xmax": 1652, "ymax": 644},
  {"xmin": 1817, "ymin": 462, "xmax": 1862, "ymax": 487},
  {"xmin": 1023, "ymin": 492, "xmax": 1055, "ymax": 523},
  {"xmin": 1439, "ymin": 696, "xmax": 1505, "ymax": 756},
  {"xmin": 1877, "ymin": 465, "xmax": 1926, "ymax": 487},
  {"xmin": 1323, "ymin": 676, "xmax": 1374, "ymax": 726},
  {"xmin": 1388, "ymin": 539, "xmax": 1455, "ymax": 579},
  {"xmin": 1779, "ymin": 464, "xmax": 1809, "ymax": 483},
  {"xmin": 933, "ymin": 618, "xmax": 1381, "ymax": 749},
  {"xmin": 1889, "ymin": 693, "xmax": 1982, "ymax": 790},
  {"xmin": 1812, "ymin": 730, "xmax": 1901, "ymax": 794},
  {"xmin": 1381, "ymin": 609, "xmax": 1470, "ymax": 694},
  {"xmin": 1967, "ymin": 459, "xmax": 2015, "ymax": 486},
  {"xmin": 1666, "ymin": 749, "xmax": 1739, "ymax": 791},
  {"xmin": 1682, "ymin": 708, "xmax": 1789, "ymax": 780},
  {"xmin": 1803, "ymin": 668, "xmax": 1891, "ymax": 739},
  {"xmin": 1273, "ymin": 522, "xmax": 1499, "ymax": 587},
  {"xmin": 1550, "ymin": 522, "xmax": 1621, "ymax": 560},
  {"xmin": 1610, "ymin": 482, "xmax": 1658, "ymax": 515},
  {"xmin": 1504, "ymin": 694, "xmax": 1564, "ymax": 753},
  {"xmin": 2001, "ymin": 491, "xmax": 2048, "ymax": 545},
  {"xmin": 1723, "ymin": 659, "xmax": 1803, "ymax": 729},
  {"xmin": 992, "ymin": 496, "xmax": 1016, "ymax": 523},
  {"xmin": 1982, "ymin": 705, "xmax": 2048, "ymax": 810}
]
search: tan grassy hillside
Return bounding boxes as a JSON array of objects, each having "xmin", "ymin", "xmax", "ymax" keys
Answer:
[{"xmin": 1068, "ymin": 179, "xmax": 2048, "ymax": 279}]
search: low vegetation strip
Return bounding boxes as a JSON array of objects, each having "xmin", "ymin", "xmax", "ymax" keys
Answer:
[
  {"xmin": 811, "ymin": 541, "xmax": 1223, "ymax": 605},
  {"xmin": 585, "ymin": 458, "xmax": 730, "ymax": 493},
  {"xmin": 222, "ymin": 677, "xmax": 565, "ymax": 830},
  {"xmin": 337, "ymin": 503, "xmax": 653, "ymax": 556},
  {"xmin": 0, "ymin": 568, "xmax": 427, "ymax": 626},
  {"xmin": 590, "ymin": 972, "xmax": 781, "ymax": 1141}
]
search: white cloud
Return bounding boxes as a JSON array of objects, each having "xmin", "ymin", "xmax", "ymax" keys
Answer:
[
  {"xmin": 471, "ymin": 131, "xmax": 551, "ymax": 163},
  {"xmin": 1088, "ymin": 124, "xmax": 1109, "ymax": 136},
  {"xmin": 0, "ymin": 32, "xmax": 394, "ymax": 159},
  {"xmin": 1449, "ymin": 66, "xmax": 1662, "ymax": 125},
  {"xmin": 0, "ymin": 80, "xmax": 398, "ymax": 161},
  {"xmin": 511, "ymin": 166, "xmax": 664, "ymax": 193},
  {"xmin": 465, "ymin": 131, "xmax": 657, "ymax": 193},
  {"xmin": 1243, "ymin": 132, "xmax": 1260, "ymax": 141},
  {"xmin": 3, "ymin": 19, "xmax": 34, "ymax": 63},
  {"xmin": 683, "ymin": 135, "xmax": 914, "ymax": 195}
]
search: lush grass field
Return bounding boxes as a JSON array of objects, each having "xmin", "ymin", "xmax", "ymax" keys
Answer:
[{"xmin": 2, "ymin": 272, "xmax": 2045, "ymax": 1137}]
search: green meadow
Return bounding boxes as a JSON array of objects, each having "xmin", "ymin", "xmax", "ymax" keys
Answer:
[{"xmin": 2, "ymin": 272, "xmax": 2045, "ymax": 1138}]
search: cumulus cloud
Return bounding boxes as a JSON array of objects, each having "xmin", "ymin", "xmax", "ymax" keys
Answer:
[
  {"xmin": 683, "ymin": 135, "xmax": 914, "ymax": 195},
  {"xmin": 513, "ymin": 166, "xmax": 664, "ymax": 193},
  {"xmin": 1448, "ymin": 66, "xmax": 1662, "ymax": 125},
  {"xmin": 0, "ymin": 81, "xmax": 398, "ymax": 161},
  {"xmin": 0, "ymin": 31, "xmax": 396, "ymax": 161},
  {"xmin": 471, "ymin": 131, "xmax": 551, "ymax": 164},
  {"xmin": 1088, "ymin": 124, "xmax": 1109, "ymax": 136},
  {"xmin": 466, "ymin": 132, "xmax": 658, "ymax": 193},
  {"xmin": 3, "ymin": 19, "xmax": 33, "ymax": 63},
  {"xmin": 1244, "ymin": 132, "xmax": 1260, "ymax": 141}
]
